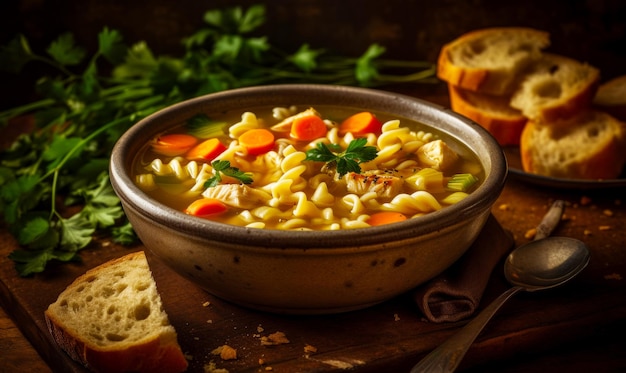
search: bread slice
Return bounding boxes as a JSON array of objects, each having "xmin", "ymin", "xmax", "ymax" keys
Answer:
[
  {"xmin": 520, "ymin": 110, "xmax": 626, "ymax": 180},
  {"xmin": 448, "ymin": 83, "xmax": 528, "ymax": 146},
  {"xmin": 593, "ymin": 75, "xmax": 626, "ymax": 122},
  {"xmin": 511, "ymin": 53, "xmax": 600, "ymax": 124},
  {"xmin": 437, "ymin": 27, "xmax": 550, "ymax": 95},
  {"xmin": 45, "ymin": 251, "xmax": 188, "ymax": 373}
]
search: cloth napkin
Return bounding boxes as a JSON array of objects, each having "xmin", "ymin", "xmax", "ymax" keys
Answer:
[{"xmin": 414, "ymin": 214, "xmax": 514, "ymax": 323}]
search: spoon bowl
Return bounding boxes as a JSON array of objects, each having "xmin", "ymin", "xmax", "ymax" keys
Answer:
[
  {"xmin": 505, "ymin": 236, "xmax": 591, "ymax": 291},
  {"xmin": 411, "ymin": 235, "xmax": 590, "ymax": 373}
]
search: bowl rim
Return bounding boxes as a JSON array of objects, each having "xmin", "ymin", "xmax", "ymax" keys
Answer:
[{"xmin": 110, "ymin": 84, "xmax": 508, "ymax": 248}]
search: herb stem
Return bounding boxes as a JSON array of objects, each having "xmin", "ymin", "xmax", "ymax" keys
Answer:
[{"xmin": 0, "ymin": 99, "xmax": 57, "ymax": 123}]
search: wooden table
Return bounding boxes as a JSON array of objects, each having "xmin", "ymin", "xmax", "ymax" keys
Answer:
[{"xmin": 2, "ymin": 90, "xmax": 626, "ymax": 372}]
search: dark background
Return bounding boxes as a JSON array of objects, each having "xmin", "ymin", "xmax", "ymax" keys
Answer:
[{"xmin": 1, "ymin": 0, "xmax": 625, "ymax": 109}]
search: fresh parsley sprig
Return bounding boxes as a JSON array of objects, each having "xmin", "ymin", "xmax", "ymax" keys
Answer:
[
  {"xmin": 305, "ymin": 138, "xmax": 378, "ymax": 177},
  {"xmin": 205, "ymin": 160, "xmax": 253, "ymax": 187}
]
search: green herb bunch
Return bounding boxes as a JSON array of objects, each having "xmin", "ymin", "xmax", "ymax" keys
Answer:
[{"xmin": 0, "ymin": 4, "xmax": 436, "ymax": 276}]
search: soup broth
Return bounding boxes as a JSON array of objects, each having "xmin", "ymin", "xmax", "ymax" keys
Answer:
[{"xmin": 133, "ymin": 106, "xmax": 484, "ymax": 230}]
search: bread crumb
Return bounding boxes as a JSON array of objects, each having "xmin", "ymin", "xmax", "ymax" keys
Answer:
[
  {"xmin": 202, "ymin": 301, "xmax": 211, "ymax": 307},
  {"xmin": 498, "ymin": 203, "xmax": 510, "ymax": 211},
  {"xmin": 207, "ymin": 319, "xmax": 213, "ymax": 324},
  {"xmin": 603, "ymin": 209, "xmax": 614, "ymax": 217},
  {"xmin": 304, "ymin": 344, "xmax": 318, "ymax": 355},
  {"xmin": 524, "ymin": 228, "xmax": 537, "ymax": 240},
  {"xmin": 211, "ymin": 345, "xmax": 238, "ymax": 360},
  {"xmin": 261, "ymin": 331, "xmax": 290, "ymax": 346},
  {"xmin": 583, "ymin": 229, "xmax": 593, "ymax": 236},
  {"xmin": 265, "ymin": 367, "xmax": 273, "ymax": 371},
  {"xmin": 258, "ymin": 358, "xmax": 265, "ymax": 365},
  {"xmin": 598, "ymin": 225, "xmax": 611, "ymax": 231},
  {"xmin": 204, "ymin": 361, "xmax": 229, "ymax": 373},
  {"xmin": 257, "ymin": 325, "xmax": 264, "ymax": 333},
  {"xmin": 393, "ymin": 313, "xmax": 400, "ymax": 321},
  {"xmin": 604, "ymin": 273, "xmax": 623, "ymax": 280}
]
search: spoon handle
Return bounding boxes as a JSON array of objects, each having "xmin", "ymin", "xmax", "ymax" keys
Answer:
[{"xmin": 410, "ymin": 286, "xmax": 523, "ymax": 373}]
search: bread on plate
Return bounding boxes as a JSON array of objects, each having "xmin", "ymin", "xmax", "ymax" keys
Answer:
[
  {"xmin": 447, "ymin": 83, "xmax": 527, "ymax": 146},
  {"xmin": 593, "ymin": 74, "xmax": 626, "ymax": 122},
  {"xmin": 45, "ymin": 251, "xmax": 188, "ymax": 373},
  {"xmin": 437, "ymin": 27, "xmax": 550, "ymax": 95},
  {"xmin": 510, "ymin": 53, "xmax": 600, "ymax": 124},
  {"xmin": 520, "ymin": 110, "xmax": 626, "ymax": 180}
]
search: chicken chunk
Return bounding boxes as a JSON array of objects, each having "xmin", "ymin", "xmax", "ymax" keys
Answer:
[
  {"xmin": 202, "ymin": 184, "xmax": 271, "ymax": 209},
  {"xmin": 416, "ymin": 140, "xmax": 459, "ymax": 171},
  {"xmin": 344, "ymin": 171, "xmax": 404, "ymax": 199}
]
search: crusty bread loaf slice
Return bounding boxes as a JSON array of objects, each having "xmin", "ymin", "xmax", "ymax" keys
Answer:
[
  {"xmin": 448, "ymin": 83, "xmax": 528, "ymax": 146},
  {"xmin": 520, "ymin": 110, "xmax": 626, "ymax": 180},
  {"xmin": 593, "ymin": 75, "xmax": 626, "ymax": 122},
  {"xmin": 511, "ymin": 53, "xmax": 600, "ymax": 124},
  {"xmin": 437, "ymin": 27, "xmax": 550, "ymax": 95},
  {"xmin": 45, "ymin": 251, "xmax": 188, "ymax": 373}
]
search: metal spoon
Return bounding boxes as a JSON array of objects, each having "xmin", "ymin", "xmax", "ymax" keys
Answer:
[{"xmin": 410, "ymin": 202, "xmax": 590, "ymax": 373}]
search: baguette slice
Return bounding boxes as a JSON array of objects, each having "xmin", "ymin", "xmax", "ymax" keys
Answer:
[
  {"xmin": 45, "ymin": 251, "xmax": 188, "ymax": 373},
  {"xmin": 593, "ymin": 75, "xmax": 626, "ymax": 122},
  {"xmin": 511, "ymin": 53, "xmax": 600, "ymax": 124},
  {"xmin": 437, "ymin": 27, "xmax": 550, "ymax": 95},
  {"xmin": 448, "ymin": 83, "xmax": 528, "ymax": 146},
  {"xmin": 520, "ymin": 110, "xmax": 626, "ymax": 180}
]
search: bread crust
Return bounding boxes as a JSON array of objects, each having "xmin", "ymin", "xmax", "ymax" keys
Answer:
[
  {"xmin": 44, "ymin": 251, "xmax": 188, "ymax": 373},
  {"xmin": 520, "ymin": 111, "xmax": 626, "ymax": 180},
  {"xmin": 448, "ymin": 84, "xmax": 527, "ymax": 146},
  {"xmin": 437, "ymin": 27, "xmax": 549, "ymax": 95}
]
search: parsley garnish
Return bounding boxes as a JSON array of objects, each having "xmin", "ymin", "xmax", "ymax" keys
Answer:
[
  {"xmin": 0, "ymin": 4, "xmax": 434, "ymax": 276},
  {"xmin": 205, "ymin": 160, "xmax": 253, "ymax": 187},
  {"xmin": 305, "ymin": 138, "xmax": 378, "ymax": 177}
]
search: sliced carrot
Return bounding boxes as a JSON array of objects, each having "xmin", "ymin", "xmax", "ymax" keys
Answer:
[
  {"xmin": 186, "ymin": 138, "xmax": 227, "ymax": 161},
  {"xmin": 367, "ymin": 211, "xmax": 407, "ymax": 226},
  {"xmin": 239, "ymin": 128, "xmax": 275, "ymax": 155},
  {"xmin": 290, "ymin": 115, "xmax": 327, "ymax": 141},
  {"xmin": 184, "ymin": 198, "xmax": 227, "ymax": 217},
  {"xmin": 152, "ymin": 134, "xmax": 198, "ymax": 156},
  {"xmin": 339, "ymin": 112, "xmax": 383, "ymax": 135}
]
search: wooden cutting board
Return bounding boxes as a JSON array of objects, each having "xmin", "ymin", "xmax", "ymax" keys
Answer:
[{"xmin": 2, "ymin": 180, "xmax": 626, "ymax": 372}]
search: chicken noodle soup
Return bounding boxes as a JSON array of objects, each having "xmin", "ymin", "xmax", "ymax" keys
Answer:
[{"xmin": 133, "ymin": 106, "xmax": 483, "ymax": 230}]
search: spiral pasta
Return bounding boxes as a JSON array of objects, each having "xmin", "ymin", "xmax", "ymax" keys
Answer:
[{"xmin": 134, "ymin": 106, "xmax": 482, "ymax": 229}]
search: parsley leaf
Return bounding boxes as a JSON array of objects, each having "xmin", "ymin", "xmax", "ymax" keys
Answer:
[
  {"xmin": 9, "ymin": 248, "xmax": 79, "ymax": 277},
  {"xmin": 98, "ymin": 27, "xmax": 126, "ymax": 64},
  {"xmin": 46, "ymin": 33, "xmax": 86, "ymax": 66},
  {"xmin": 205, "ymin": 160, "xmax": 253, "ymax": 187},
  {"xmin": 305, "ymin": 138, "xmax": 378, "ymax": 177},
  {"xmin": 59, "ymin": 213, "xmax": 95, "ymax": 251},
  {"xmin": 0, "ymin": 35, "xmax": 34, "ymax": 73},
  {"xmin": 288, "ymin": 44, "xmax": 323, "ymax": 73},
  {"xmin": 355, "ymin": 44, "xmax": 386, "ymax": 86},
  {"xmin": 111, "ymin": 221, "xmax": 138, "ymax": 245}
]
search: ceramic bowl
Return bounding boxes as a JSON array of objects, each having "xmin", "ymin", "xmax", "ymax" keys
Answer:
[{"xmin": 109, "ymin": 84, "xmax": 507, "ymax": 314}]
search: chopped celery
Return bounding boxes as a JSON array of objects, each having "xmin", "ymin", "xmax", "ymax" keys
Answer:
[
  {"xmin": 185, "ymin": 114, "xmax": 228, "ymax": 139},
  {"xmin": 447, "ymin": 173, "xmax": 479, "ymax": 192}
]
